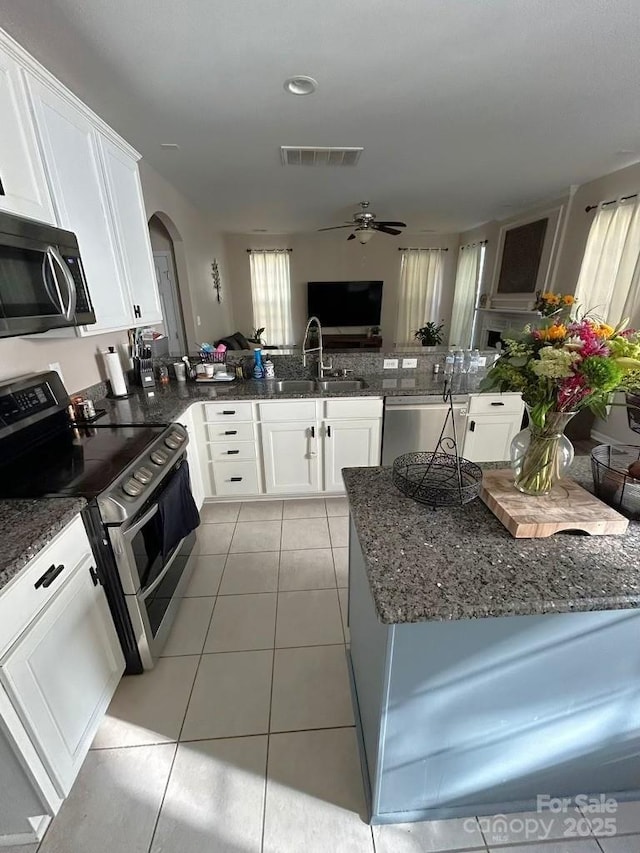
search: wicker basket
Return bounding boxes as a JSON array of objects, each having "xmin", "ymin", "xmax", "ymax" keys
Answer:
[
  {"xmin": 591, "ymin": 444, "xmax": 640, "ymax": 519},
  {"xmin": 392, "ymin": 452, "xmax": 482, "ymax": 507}
]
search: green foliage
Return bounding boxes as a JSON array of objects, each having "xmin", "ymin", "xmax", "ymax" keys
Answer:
[{"xmin": 413, "ymin": 321, "xmax": 444, "ymax": 345}]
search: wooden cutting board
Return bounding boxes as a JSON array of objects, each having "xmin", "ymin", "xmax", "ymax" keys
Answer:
[{"xmin": 480, "ymin": 469, "xmax": 629, "ymax": 538}]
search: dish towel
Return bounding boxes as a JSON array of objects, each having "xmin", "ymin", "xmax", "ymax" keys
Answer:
[{"xmin": 157, "ymin": 461, "xmax": 201, "ymax": 558}]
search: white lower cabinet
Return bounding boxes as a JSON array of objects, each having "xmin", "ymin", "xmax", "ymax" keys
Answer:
[
  {"xmin": 200, "ymin": 397, "xmax": 383, "ymax": 498},
  {"xmin": 462, "ymin": 394, "xmax": 524, "ymax": 462},
  {"xmin": 261, "ymin": 421, "xmax": 320, "ymax": 494},
  {"xmin": 323, "ymin": 419, "xmax": 382, "ymax": 493},
  {"xmin": 0, "ymin": 517, "xmax": 124, "ymax": 804}
]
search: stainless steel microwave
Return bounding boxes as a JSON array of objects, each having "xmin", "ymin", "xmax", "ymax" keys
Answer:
[{"xmin": 0, "ymin": 211, "xmax": 96, "ymax": 338}]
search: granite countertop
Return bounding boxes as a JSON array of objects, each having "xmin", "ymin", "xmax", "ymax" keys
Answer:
[
  {"xmin": 343, "ymin": 458, "xmax": 640, "ymax": 625},
  {"xmin": 0, "ymin": 498, "xmax": 88, "ymax": 593},
  {"xmin": 91, "ymin": 373, "xmax": 472, "ymax": 426}
]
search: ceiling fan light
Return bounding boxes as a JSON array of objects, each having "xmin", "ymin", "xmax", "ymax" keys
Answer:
[{"xmin": 357, "ymin": 229, "xmax": 374, "ymax": 244}]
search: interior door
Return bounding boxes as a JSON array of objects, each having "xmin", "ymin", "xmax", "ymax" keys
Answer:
[
  {"xmin": 0, "ymin": 556, "xmax": 124, "ymax": 795},
  {"xmin": 324, "ymin": 419, "xmax": 381, "ymax": 492},
  {"xmin": 261, "ymin": 421, "xmax": 320, "ymax": 494}
]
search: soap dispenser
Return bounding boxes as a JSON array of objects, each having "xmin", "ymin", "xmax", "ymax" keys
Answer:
[{"xmin": 253, "ymin": 348, "xmax": 264, "ymax": 379}]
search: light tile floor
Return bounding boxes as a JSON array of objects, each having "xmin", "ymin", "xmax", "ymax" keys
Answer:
[{"xmin": 35, "ymin": 497, "xmax": 640, "ymax": 853}]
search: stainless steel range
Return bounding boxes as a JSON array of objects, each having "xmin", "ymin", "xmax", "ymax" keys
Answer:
[{"xmin": 0, "ymin": 371, "xmax": 200, "ymax": 672}]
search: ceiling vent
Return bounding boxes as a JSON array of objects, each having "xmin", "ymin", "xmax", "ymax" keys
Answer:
[{"xmin": 280, "ymin": 146, "xmax": 363, "ymax": 167}]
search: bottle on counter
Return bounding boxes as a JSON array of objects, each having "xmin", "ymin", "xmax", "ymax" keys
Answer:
[
  {"xmin": 253, "ymin": 348, "xmax": 265, "ymax": 379},
  {"xmin": 444, "ymin": 347, "xmax": 455, "ymax": 376},
  {"xmin": 468, "ymin": 349, "xmax": 480, "ymax": 374},
  {"xmin": 264, "ymin": 356, "xmax": 275, "ymax": 379},
  {"xmin": 454, "ymin": 349, "xmax": 465, "ymax": 373}
]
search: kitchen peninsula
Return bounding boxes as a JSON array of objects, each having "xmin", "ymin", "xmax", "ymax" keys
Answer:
[{"xmin": 343, "ymin": 459, "xmax": 640, "ymax": 824}]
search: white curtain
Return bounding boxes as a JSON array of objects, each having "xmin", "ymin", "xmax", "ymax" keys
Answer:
[
  {"xmin": 574, "ymin": 197, "xmax": 640, "ymax": 325},
  {"xmin": 449, "ymin": 243, "xmax": 484, "ymax": 348},
  {"xmin": 395, "ymin": 249, "xmax": 444, "ymax": 345},
  {"xmin": 249, "ymin": 250, "xmax": 293, "ymax": 345}
]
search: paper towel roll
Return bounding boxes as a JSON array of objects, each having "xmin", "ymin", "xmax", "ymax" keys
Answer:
[{"xmin": 104, "ymin": 347, "xmax": 128, "ymax": 397}]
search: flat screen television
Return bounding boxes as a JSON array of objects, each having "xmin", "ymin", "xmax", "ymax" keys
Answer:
[{"xmin": 307, "ymin": 281, "xmax": 383, "ymax": 326}]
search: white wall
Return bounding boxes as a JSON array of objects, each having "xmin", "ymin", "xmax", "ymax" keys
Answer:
[
  {"xmin": 224, "ymin": 230, "xmax": 460, "ymax": 347},
  {"xmin": 139, "ymin": 161, "xmax": 233, "ymax": 350},
  {"xmin": 0, "ymin": 329, "xmax": 130, "ymax": 394}
]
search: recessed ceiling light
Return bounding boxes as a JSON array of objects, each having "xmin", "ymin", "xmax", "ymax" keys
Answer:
[
  {"xmin": 284, "ymin": 76, "xmax": 318, "ymax": 96},
  {"xmin": 252, "ymin": 229, "xmax": 268, "ymax": 232},
  {"xmin": 160, "ymin": 143, "xmax": 180, "ymax": 150}
]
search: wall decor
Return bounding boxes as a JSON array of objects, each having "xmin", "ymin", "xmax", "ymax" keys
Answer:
[{"xmin": 211, "ymin": 259, "xmax": 222, "ymax": 302}]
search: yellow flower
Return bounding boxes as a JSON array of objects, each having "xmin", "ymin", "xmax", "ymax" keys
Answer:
[
  {"xmin": 537, "ymin": 323, "xmax": 567, "ymax": 342},
  {"xmin": 590, "ymin": 322, "xmax": 615, "ymax": 339},
  {"xmin": 562, "ymin": 294, "xmax": 575, "ymax": 305}
]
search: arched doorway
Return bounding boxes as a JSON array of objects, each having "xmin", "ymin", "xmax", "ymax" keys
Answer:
[{"xmin": 148, "ymin": 213, "xmax": 188, "ymax": 355}]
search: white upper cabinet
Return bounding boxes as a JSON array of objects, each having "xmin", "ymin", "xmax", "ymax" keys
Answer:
[
  {"xmin": 97, "ymin": 136, "xmax": 162, "ymax": 326},
  {"xmin": 26, "ymin": 75, "xmax": 133, "ymax": 334},
  {"xmin": 0, "ymin": 42, "xmax": 54, "ymax": 223}
]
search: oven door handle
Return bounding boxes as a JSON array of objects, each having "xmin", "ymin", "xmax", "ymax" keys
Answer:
[
  {"xmin": 122, "ymin": 503, "xmax": 159, "ymax": 542},
  {"xmin": 140, "ymin": 537, "xmax": 185, "ymax": 600}
]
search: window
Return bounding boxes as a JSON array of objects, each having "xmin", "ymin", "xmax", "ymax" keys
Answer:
[
  {"xmin": 248, "ymin": 250, "xmax": 293, "ymax": 345},
  {"xmin": 395, "ymin": 249, "xmax": 444, "ymax": 345},
  {"xmin": 449, "ymin": 242, "xmax": 486, "ymax": 348},
  {"xmin": 574, "ymin": 196, "xmax": 640, "ymax": 325}
]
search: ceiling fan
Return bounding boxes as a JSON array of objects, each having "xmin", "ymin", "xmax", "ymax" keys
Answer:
[{"xmin": 318, "ymin": 201, "xmax": 407, "ymax": 244}]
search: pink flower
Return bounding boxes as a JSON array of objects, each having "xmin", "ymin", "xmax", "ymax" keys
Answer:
[
  {"xmin": 565, "ymin": 321, "xmax": 609, "ymax": 357},
  {"xmin": 557, "ymin": 374, "xmax": 591, "ymax": 411}
]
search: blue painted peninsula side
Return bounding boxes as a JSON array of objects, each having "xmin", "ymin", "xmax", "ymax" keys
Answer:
[{"xmin": 343, "ymin": 461, "xmax": 640, "ymax": 825}]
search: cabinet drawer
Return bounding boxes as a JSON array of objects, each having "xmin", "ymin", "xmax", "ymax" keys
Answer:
[
  {"xmin": 324, "ymin": 398, "xmax": 383, "ymax": 419},
  {"xmin": 468, "ymin": 393, "xmax": 523, "ymax": 415},
  {"xmin": 259, "ymin": 400, "xmax": 317, "ymax": 422},
  {"xmin": 0, "ymin": 516, "xmax": 91, "ymax": 655},
  {"xmin": 204, "ymin": 402, "xmax": 254, "ymax": 422},
  {"xmin": 208, "ymin": 441, "xmax": 257, "ymax": 462},
  {"xmin": 206, "ymin": 421, "xmax": 255, "ymax": 443},
  {"xmin": 211, "ymin": 461, "xmax": 260, "ymax": 496}
]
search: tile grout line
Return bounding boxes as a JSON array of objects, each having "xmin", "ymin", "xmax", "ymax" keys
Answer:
[
  {"xmin": 144, "ymin": 740, "xmax": 179, "ymax": 853},
  {"xmin": 260, "ymin": 512, "xmax": 283, "ymax": 853}
]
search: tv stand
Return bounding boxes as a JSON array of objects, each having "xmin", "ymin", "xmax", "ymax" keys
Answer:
[{"xmin": 323, "ymin": 334, "xmax": 383, "ymax": 351}]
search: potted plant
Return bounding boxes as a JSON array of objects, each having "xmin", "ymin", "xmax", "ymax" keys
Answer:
[
  {"xmin": 247, "ymin": 327, "xmax": 265, "ymax": 346},
  {"xmin": 414, "ymin": 321, "xmax": 445, "ymax": 347}
]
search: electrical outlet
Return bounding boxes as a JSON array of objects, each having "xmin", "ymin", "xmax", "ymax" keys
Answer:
[
  {"xmin": 196, "ymin": 315, "xmax": 202, "ymax": 326},
  {"xmin": 48, "ymin": 362, "xmax": 64, "ymax": 384},
  {"xmin": 402, "ymin": 358, "xmax": 418, "ymax": 369},
  {"xmin": 383, "ymin": 358, "xmax": 399, "ymax": 370}
]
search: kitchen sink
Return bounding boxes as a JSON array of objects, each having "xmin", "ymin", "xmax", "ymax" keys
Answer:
[
  {"xmin": 273, "ymin": 379, "xmax": 316, "ymax": 393},
  {"xmin": 316, "ymin": 378, "xmax": 368, "ymax": 392}
]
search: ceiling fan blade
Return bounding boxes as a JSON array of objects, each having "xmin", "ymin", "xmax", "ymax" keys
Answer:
[
  {"xmin": 318, "ymin": 225, "xmax": 354, "ymax": 231},
  {"xmin": 374, "ymin": 225, "xmax": 402, "ymax": 236},
  {"xmin": 375, "ymin": 221, "xmax": 407, "ymax": 228},
  {"xmin": 347, "ymin": 233, "xmax": 356, "ymax": 241}
]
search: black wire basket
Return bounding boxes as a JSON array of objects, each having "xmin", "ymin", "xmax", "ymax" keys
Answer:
[
  {"xmin": 591, "ymin": 444, "xmax": 640, "ymax": 519},
  {"xmin": 392, "ymin": 451, "xmax": 483, "ymax": 508}
]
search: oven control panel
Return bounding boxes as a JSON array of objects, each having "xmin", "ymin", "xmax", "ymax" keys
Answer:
[
  {"xmin": 97, "ymin": 422, "xmax": 189, "ymax": 524},
  {"xmin": 0, "ymin": 382, "xmax": 55, "ymax": 428}
]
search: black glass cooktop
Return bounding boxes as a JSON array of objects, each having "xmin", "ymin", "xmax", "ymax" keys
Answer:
[{"xmin": 0, "ymin": 424, "xmax": 166, "ymax": 499}]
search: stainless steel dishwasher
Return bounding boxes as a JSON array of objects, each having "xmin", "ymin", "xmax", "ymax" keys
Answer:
[{"xmin": 382, "ymin": 396, "xmax": 468, "ymax": 465}]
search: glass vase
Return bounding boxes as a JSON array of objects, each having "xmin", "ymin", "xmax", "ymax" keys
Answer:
[{"xmin": 510, "ymin": 408, "xmax": 576, "ymax": 496}]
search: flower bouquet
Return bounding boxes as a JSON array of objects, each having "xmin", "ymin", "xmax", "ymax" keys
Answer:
[
  {"xmin": 480, "ymin": 316, "xmax": 640, "ymax": 494},
  {"xmin": 534, "ymin": 291, "xmax": 576, "ymax": 317}
]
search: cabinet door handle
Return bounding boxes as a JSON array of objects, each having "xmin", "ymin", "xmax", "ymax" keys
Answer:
[
  {"xmin": 490, "ymin": 401, "xmax": 505, "ymax": 406},
  {"xmin": 230, "ymin": 476, "xmax": 243, "ymax": 482},
  {"xmin": 327, "ymin": 425, "xmax": 332, "ymax": 437},
  {"xmin": 310, "ymin": 425, "xmax": 315, "ymax": 438},
  {"xmin": 133, "ymin": 304, "xmax": 142, "ymax": 319},
  {"xmin": 89, "ymin": 566, "xmax": 102, "ymax": 587},
  {"xmin": 226, "ymin": 449, "xmax": 240, "ymax": 455},
  {"xmin": 224, "ymin": 430, "xmax": 237, "ymax": 435},
  {"xmin": 222, "ymin": 410, "xmax": 236, "ymax": 415},
  {"xmin": 34, "ymin": 563, "xmax": 65, "ymax": 589},
  {"xmin": 0, "ymin": 176, "xmax": 5, "ymax": 196},
  {"xmin": 469, "ymin": 420, "xmax": 476, "ymax": 432}
]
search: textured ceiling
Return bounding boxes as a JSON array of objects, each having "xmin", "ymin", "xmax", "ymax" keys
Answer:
[{"xmin": 2, "ymin": 0, "xmax": 640, "ymax": 233}]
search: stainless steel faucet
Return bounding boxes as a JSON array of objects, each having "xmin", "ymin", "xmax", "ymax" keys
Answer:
[{"xmin": 302, "ymin": 316, "xmax": 333, "ymax": 378}]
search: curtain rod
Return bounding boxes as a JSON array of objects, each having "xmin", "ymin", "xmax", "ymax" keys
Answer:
[
  {"xmin": 397, "ymin": 246, "xmax": 448, "ymax": 252},
  {"xmin": 585, "ymin": 193, "xmax": 637, "ymax": 213},
  {"xmin": 246, "ymin": 248, "xmax": 292, "ymax": 253},
  {"xmin": 461, "ymin": 239, "xmax": 488, "ymax": 249}
]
